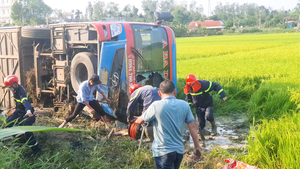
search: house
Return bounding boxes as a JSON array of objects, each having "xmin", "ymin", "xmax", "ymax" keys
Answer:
[
  {"xmin": 0, "ymin": 0, "xmax": 17, "ymax": 26},
  {"xmin": 188, "ymin": 20, "xmax": 225, "ymax": 32},
  {"xmin": 284, "ymin": 17, "xmax": 298, "ymax": 29}
]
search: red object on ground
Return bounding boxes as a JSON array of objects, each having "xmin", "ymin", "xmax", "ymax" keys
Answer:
[
  {"xmin": 5, "ymin": 108, "xmax": 16, "ymax": 118},
  {"xmin": 219, "ymin": 158, "xmax": 259, "ymax": 169},
  {"xmin": 128, "ymin": 119, "xmax": 142, "ymax": 140}
]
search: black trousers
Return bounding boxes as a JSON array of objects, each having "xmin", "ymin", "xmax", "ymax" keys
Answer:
[
  {"xmin": 6, "ymin": 110, "xmax": 37, "ymax": 148},
  {"xmin": 196, "ymin": 107, "xmax": 214, "ymax": 131},
  {"xmin": 66, "ymin": 100, "xmax": 106, "ymax": 123}
]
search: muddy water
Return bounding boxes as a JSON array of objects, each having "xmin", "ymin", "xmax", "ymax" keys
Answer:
[{"xmin": 187, "ymin": 113, "xmax": 249, "ymax": 152}]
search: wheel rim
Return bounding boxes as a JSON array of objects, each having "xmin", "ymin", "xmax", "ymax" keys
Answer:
[{"xmin": 75, "ymin": 63, "xmax": 88, "ymax": 84}]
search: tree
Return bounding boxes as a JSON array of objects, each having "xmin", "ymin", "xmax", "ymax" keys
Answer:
[
  {"xmin": 121, "ymin": 4, "xmax": 139, "ymax": 21},
  {"xmin": 106, "ymin": 2, "xmax": 120, "ymax": 18},
  {"xmin": 132, "ymin": 6, "xmax": 139, "ymax": 21},
  {"xmin": 74, "ymin": 9, "xmax": 82, "ymax": 21},
  {"xmin": 189, "ymin": 0, "xmax": 204, "ymax": 21},
  {"xmin": 141, "ymin": 0, "xmax": 158, "ymax": 22},
  {"xmin": 171, "ymin": 6, "xmax": 192, "ymax": 25},
  {"xmin": 50, "ymin": 9, "xmax": 67, "ymax": 23},
  {"xmin": 159, "ymin": 0, "xmax": 175, "ymax": 12},
  {"xmin": 11, "ymin": 1, "xmax": 23, "ymax": 25},
  {"xmin": 11, "ymin": 0, "xmax": 52, "ymax": 25},
  {"xmin": 93, "ymin": 1, "xmax": 106, "ymax": 21},
  {"xmin": 86, "ymin": 1, "xmax": 93, "ymax": 21}
]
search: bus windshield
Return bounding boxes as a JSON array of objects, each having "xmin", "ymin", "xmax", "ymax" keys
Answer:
[{"xmin": 131, "ymin": 24, "xmax": 169, "ymax": 87}]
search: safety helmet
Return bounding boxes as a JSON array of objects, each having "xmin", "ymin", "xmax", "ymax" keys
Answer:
[
  {"xmin": 4, "ymin": 75, "xmax": 18, "ymax": 87},
  {"xmin": 130, "ymin": 84, "xmax": 142, "ymax": 94},
  {"xmin": 186, "ymin": 74, "xmax": 197, "ymax": 85}
]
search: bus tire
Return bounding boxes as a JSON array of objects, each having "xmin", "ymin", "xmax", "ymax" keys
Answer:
[
  {"xmin": 21, "ymin": 27, "xmax": 51, "ymax": 39},
  {"xmin": 70, "ymin": 52, "xmax": 97, "ymax": 93}
]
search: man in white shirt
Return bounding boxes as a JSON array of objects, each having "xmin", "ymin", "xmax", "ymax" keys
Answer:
[{"xmin": 59, "ymin": 74, "xmax": 111, "ymax": 128}]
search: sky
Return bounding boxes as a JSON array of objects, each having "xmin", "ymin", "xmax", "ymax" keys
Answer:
[{"xmin": 44, "ymin": 0, "xmax": 299, "ymax": 16}]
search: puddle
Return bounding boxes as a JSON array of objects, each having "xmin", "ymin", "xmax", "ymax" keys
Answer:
[{"xmin": 187, "ymin": 113, "xmax": 250, "ymax": 152}]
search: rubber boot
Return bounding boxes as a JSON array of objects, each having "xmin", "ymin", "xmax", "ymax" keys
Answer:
[
  {"xmin": 211, "ymin": 121, "xmax": 217, "ymax": 136},
  {"xmin": 199, "ymin": 129, "xmax": 206, "ymax": 147},
  {"xmin": 30, "ymin": 145, "xmax": 41, "ymax": 157}
]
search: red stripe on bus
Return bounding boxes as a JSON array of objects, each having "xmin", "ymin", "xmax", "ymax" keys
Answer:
[{"xmin": 165, "ymin": 27, "xmax": 173, "ymax": 81}]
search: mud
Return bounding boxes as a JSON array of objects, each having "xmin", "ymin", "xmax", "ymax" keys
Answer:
[{"xmin": 188, "ymin": 113, "xmax": 249, "ymax": 153}]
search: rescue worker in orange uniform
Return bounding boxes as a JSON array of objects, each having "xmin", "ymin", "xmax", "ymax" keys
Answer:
[{"xmin": 184, "ymin": 74, "xmax": 227, "ymax": 146}]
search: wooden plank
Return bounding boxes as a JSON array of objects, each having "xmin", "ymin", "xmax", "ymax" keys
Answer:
[
  {"xmin": 0, "ymin": 65, "xmax": 6, "ymax": 78},
  {"xmin": 0, "ymin": 89, "xmax": 8, "ymax": 107},
  {"xmin": 0, "ymin": 29, "xmax": 19, "ymax": 33},
  {"xmin": 0, "ymin": 33, "xmax": 4, "ymax": 55},
  {"xmin": 5, "ymin": 33, "xmax": 19, "ymax": 53},
  {"xmin": 11, "ymin": 60, "xmax": 19, "ymax": 75},
  {"xmin": 0, "ymin": 56, "xmax": 19, "ymax": 59},
  {"xmin": 0, "ymin": 33, "xmax": 4, "ymax": 44}
]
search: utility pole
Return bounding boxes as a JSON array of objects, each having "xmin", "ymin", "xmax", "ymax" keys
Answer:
[
  {"xmin": 297, "ymin": 15, "xmax": 300, "ymax": 33},
  {"xmin": 297, "ymin": 0, "xmax": 300, "ymax": 33},
  {"xmin": 208, "ymin": 0, "xmax": 211, "ymax": 17},
  {"xmin": 258, "ymin": 10, "xmax": 261, "ymax": 31}
]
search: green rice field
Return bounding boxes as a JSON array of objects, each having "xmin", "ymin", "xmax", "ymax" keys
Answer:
[{"xmin": 176, "ymin": 33, "xmax": 300, "ymax": 168}]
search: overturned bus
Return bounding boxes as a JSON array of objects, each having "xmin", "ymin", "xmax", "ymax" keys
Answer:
[{"xmin": 0, "ymin": 13, "xmax": 177, "ymax": 123}]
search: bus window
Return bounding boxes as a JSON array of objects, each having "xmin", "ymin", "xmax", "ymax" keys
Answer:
[{"xmin": 131, "ymin": 24, "xmax": 169, "ymax": 87}]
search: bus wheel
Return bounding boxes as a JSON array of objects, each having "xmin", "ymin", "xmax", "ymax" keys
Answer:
[{"xmin": 70, "ymin": 52, "xmax": 97, "ymax": 93}]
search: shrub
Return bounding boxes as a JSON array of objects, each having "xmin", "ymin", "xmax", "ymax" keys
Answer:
[
  {"xmin": 216, "ymin": 31, "xmax": 223, "ymax": 35},
  {"xmin": 3, "ymin": 23, "xmax": 10, "ymax": 27},
  {"xmin": 169, "ymin": 24, "xmax": 188, "ymax": 37},
  {"xmin": 242, "ymin": 27, "xmax": 260, "ymax": 33},
  {"xmin": 227, "ymin": 30, "xmax": 235, "ymax": 33}
]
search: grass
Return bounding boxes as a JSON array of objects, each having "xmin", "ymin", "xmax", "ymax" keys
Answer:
[{"xmin": 243, "ymin": 111, "xmax": 300, "ymax": 168}]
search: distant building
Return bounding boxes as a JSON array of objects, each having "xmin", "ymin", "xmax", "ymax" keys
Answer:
[
  {"xmin": 188, "ymin": 20, "xmax": 225, "ymax": 32},
  {"xmin": 284, "ymin": 17, "xmax": 298, "ymax": 29},
  {"xmin": 0, "ymin": 0, "xmax": 17, "ymax": 25}
]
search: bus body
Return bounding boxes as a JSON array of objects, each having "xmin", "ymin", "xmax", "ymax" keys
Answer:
[{"xmin": 0, "ymin": 21, "xmax": 177, "ymax": 123}]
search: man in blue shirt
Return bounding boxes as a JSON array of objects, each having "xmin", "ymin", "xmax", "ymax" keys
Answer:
[
  {"xmin": 136, "ymin": 80, "xmax": 202, "ymax": 169},
  {"xmin": 59, "ymin": 74, "xmax": 111, "ymax": 128}
]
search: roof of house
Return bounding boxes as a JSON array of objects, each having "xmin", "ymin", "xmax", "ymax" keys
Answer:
[
  {"xmin": 188, "ymin": 21, "xmax": 202, "ymax": 29},
  {"xmin": 188, "ymin": 20, "xmax": 224, "ymax": 29}
]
